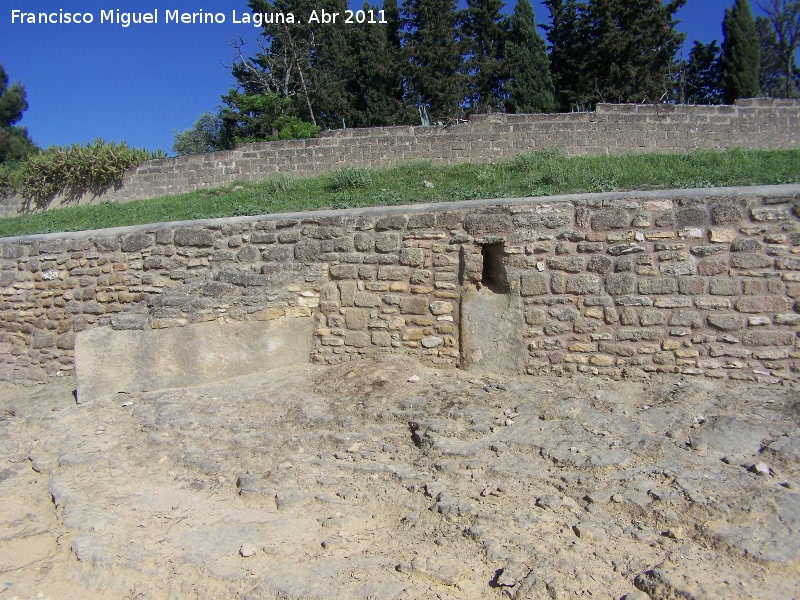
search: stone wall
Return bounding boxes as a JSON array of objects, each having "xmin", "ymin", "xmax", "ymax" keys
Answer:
[
  {"xmin": 2, "ymin": 185, "xmax": 799, "ymax": 386},
  {"xmin": 2, "ymin": 99, "xmax": 799, "ymax": 217}
]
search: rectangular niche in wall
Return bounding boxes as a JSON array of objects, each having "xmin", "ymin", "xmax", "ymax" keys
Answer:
[{"xmin": 481, "ymin": 242, "xmax": 510, "ymax": 293}]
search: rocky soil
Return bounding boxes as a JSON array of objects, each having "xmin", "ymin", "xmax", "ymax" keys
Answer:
[{"xmin": 1, "ymin": 357, "xmax": 799, "ymax": 600}]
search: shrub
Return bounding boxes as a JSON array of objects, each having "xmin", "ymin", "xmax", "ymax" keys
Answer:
[
  {"xmin": 329, "ymin": 167, "xmax": 373, "ymax": 191},
  {"xmin": 17, "ymin": 139, "xmax": 165, "ymax": 208}
]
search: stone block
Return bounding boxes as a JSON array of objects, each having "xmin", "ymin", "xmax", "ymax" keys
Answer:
[
  {"xmin": 354, "ymin": 292, "xmax": 381, "ymax": 307},
  {"xmin": 678, "ymin": 277, "xmax": 707, "ymax": 295},
  {"xmin": 430, "ymin": 301, "xmax": 453, "ymax": 315},
  {"xmin": 401, "ymin": 295, "xmax": 429, "ymax": 315},
  {"xmin": 669, "ymin": 310, "xmax": 702, "ymax": 328},
  {"xmin": 121, "ymin": 233, "xmax": 153, "ymax": 253},
  {"xmin": 375, "ymin": 233, "xmax": 401, "ymax": 253},
  {"xmin": 741, "ymin": 330, "xmax": 795, "ymax": 346},
  {"xmin": 710, "ymin": 203, "xmax": 742, "ymax": 225},
  {"xmin": 606, "ymin": 273, "xmax": 636, "ymax": 296},
  {"xmin": 345, "ymin": 308, "xmax": 369, "ymax": 330},
  {"xmin": 660, "ymin": 261, "xmax": 696, "ymax": 276},
  {"xmin": 591, "ymin": 209, "xmax": 631, "ymax": 231},
  {"xmin": 640, "ymin": 309, "xmax": 666, "ymax": 326},
  {"xmin": 777, "ymin": 256, "xmax": 800, "ymax": 270},
  {"xmin": 751, "ymin": 206, "xmax": 791, "ymax": 221},
  {"xmin": 399, "ymin": 248, "xmax": 425, "ymax": 267},
  {"xmin": 736, "ymin": 296, "xmax": 789, "ymax": 313},
  {"xmin": 694, "ymin": 297, "xmax": 731, "ymax": 310},
  {"xmin": 546, "ymin": 256, "xmax": 585, "ymax": 273},
  {"xmin": 709, "ymin": 279, "xmax": 739, "ymax": 296},
  {"xmin": 566, "ymin": 274, "xmax": 601, "ymax": 295},
  {"xmin": 75, "ymin": 318, "xmax": 313, "ymax": 403},
  {"xmin": 174, "ymin": 228, "xmax": 216, "ymax": 247},
  {"xmin": 344, "ymin": 331, "xmax": 370, "ymax": 348},
  {"xmin": 731, "ymin": 253, "xmax": 773, "ymax": 269},
  {"xmin": 638, "ymin": 278, "xmax": 676, "ymax": 295},
  {"xmin": 520, "ymin": 273, "xmax": 548, "ymax": 296},
  {"xmin": 587, "ymin": 255, "xmax": 613, "ymax": 274},
  {"xmin": 697, "ymin": 257, "xmax": 728, "ymax": 275}
]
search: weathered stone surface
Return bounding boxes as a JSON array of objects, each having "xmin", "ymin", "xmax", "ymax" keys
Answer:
[
  {"xmin": 588, "ymin": 255, "xmax": 614, "ymax": 274},
  {"xmin": 561, "ymin": 274, "xmax": 598, "ymax": 295},
  {"xmin": 606, "ymin": 273, "xmax": 636, "ymax": 296},
  {"xmin": 174, "ymin": 228, "xmax": 215, "ymax": 247},
  {"xmin": 464, "ymin": 213, "xmax": 512, "ymax": 235},
  {"xmin": 741, "ymin": 330, "xmax": 795, "ymax": 346},
  {"xmin": 75, "ymin": 318, "xmax": 314, "ymax": 403},
  {"xmin": 731, "ymin": 253, "xmax": 773, "ymax": 269},
  {"xmin": 520, "ymin": 273, "xmax": 548, "ymax": 296},
  {"xmin": 707, "ymin": 313, "xmax": 745, "ymax": 331},
  {"xmin": 735, "ymin": 296, "xmax": 789, "ymax": 313},
  {"xmin": 710, "ymin": 202, "xmax": 743, "ymax": 225},
  {"xmin": 638, "ymin": 278, "xmax": 676, "ymax": 295},
  {"xmin": 591, "ymin": 209, "xmax": 630, "ymax": 231}
]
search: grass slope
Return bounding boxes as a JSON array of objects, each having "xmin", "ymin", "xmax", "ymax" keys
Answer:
[{"xmin": 1, "ymin": 148, "xmax": 798, "ymax": 238}]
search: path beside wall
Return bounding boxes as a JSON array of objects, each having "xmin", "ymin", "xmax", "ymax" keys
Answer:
[
  {"xmin": 2, "ymin": 185, "xmax": 799, "ymax": 389},
  {"xmin": 2, "ymin": 99, "xmax": 798, "ymax": 217}
]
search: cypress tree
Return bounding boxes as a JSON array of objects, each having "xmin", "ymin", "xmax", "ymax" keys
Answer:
[
  {"xmin": 347, "ymin": 2, "xmax": 409, "ymax": 126},
  {"xmin": 542, "ymin": 0, "xmax": 590, "ymax": 111},
  {"xmin": 585, "ymin": 0, "xmax": 686, "ymax": 104},
  {"xmin": 463, "ymin": 0, "xmax": 508, "ymax": 113},
  {"xmin": 504, "ymin": 0, "xmax": 556, "ymax": 113},
  {"xmin": 402, "ymin": 0, "xmax": 466, "ymax": 122},
  {"xmin": 720, "ymin": 0, "xmax": 761, "ymax": 103}
]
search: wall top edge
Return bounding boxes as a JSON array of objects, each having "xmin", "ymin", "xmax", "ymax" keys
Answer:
[{"xmin": 2, "ymin": 184, "xmax": 799, "ymax": 244}]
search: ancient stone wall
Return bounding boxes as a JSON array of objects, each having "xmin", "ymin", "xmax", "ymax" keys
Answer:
[
  {"xmin": 2, "ymin": 99, "xmax": 799, "ymax": 217},
  {"xmin": 2, "ymin": 185, "xmax": 799, "ymax": 386}
]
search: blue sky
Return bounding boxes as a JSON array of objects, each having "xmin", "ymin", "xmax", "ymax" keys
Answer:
[{"xmin": 0, "ymin": 1, "xmax": 766, "ymax": 155}]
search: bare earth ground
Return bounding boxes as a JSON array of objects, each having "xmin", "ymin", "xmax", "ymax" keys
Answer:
[{"xmin": 1, "ymin": 357, "xmax": 799, "ymax": 600}]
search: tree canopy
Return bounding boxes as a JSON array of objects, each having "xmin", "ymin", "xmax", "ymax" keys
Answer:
[{"xmin": 0, "ymin": 63, "xmax": 38, "ymax": 164}]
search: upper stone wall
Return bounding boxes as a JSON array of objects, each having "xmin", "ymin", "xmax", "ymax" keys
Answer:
[
  {"xmin": 2, "ymin": 185, "xmax": 799, "ymax": 389},
  {"xmin": 2, "ymin": 99, "xmax": 798, "ymax": 217}
]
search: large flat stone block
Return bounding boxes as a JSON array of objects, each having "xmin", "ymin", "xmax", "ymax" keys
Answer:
[{"xmin": 75, "ymin": 318, "xmax": 313, "ymax": 402}]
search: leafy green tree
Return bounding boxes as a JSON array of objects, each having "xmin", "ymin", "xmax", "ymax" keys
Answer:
[
  {"xmin": 755, "ymin": 1, "xmax": 800, "ymax": 98},
  {"xmin": 173, "ymin": 111, "xmax": 231, "ymax": 156},
  {"xmin": 463, "ymin": 0, "xmax": 508, "ymax": 113},
  {"xmin": 0, "ymin": 64, "xmax": 38, "ymax": 164},
  {"xmin": 584, "ymin": 0, "xmax": 686, "ymax": 104},
  {"xmin": 503, "ymin": 0, "xmax": 556, "ymax": 113},
  {"xmin": 402, "ymin": 0, "xmax": 466, "ymax": 121},
  {"xmin": 683, "ymin": 40, "xmax": 724, "ymax": 104},
  {"xmin": 721, "ymin": 0, "xmax": 761, "ymax": 103},
  {"xmin": 230, "ymin": 0, "xmax": 357, "ymax": 131},
  {"xmin": 542, "ymin": 0, "xmax": 588, "ymax": 111}
]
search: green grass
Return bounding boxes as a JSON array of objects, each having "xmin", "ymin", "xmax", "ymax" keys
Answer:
[{"xmin": 1, "ymin": 147, "xmax": 798, "ymax": 238}]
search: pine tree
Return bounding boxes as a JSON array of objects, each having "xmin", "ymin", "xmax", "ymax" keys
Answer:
[
  {"xmin": 721, "ymin": 0, "xmax": 761, "ymax": 103},
  {"xmin": 503, "ymin": 0, "xmax": 556, "ymax": 113},
  {"xmin": 584, "ymin": 0, "xmax": 686, "ymax": 104},
  {"xmin": 463, "ymin": 0, "xmax": 508, "ymax": 113},
  {"xmin": 543, "ymin": 0, "xmax": 588, "ymax": 111},
  {"xmin": 683, "ymin": 40, "xmax": 724, "ymax": 105},
  {"xmin": 0, "ymin": 64, "xmax": 38, "ymax": 164},
  {"xmin": 402, "ymin": 0, "xmax": 466, "ymax": 122}
]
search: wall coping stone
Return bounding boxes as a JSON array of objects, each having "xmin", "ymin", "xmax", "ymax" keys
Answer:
[{"xmin": 3, "ymin": 184, "xmax": 799, "ymax": 244}]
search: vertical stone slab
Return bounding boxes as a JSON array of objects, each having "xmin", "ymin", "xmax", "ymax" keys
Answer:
[
  {"xmin": 75, "ymin": 318, "xmax": 314, "ymax": 403},
  {"xmin": 460, "ymin": 287, "xmax": 526, "ymax": 375}
]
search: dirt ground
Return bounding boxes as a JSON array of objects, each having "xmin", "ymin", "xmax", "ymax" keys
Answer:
[{"xmin": 1, "ymin": 356, "xmax": 799, "ymax": 600}]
